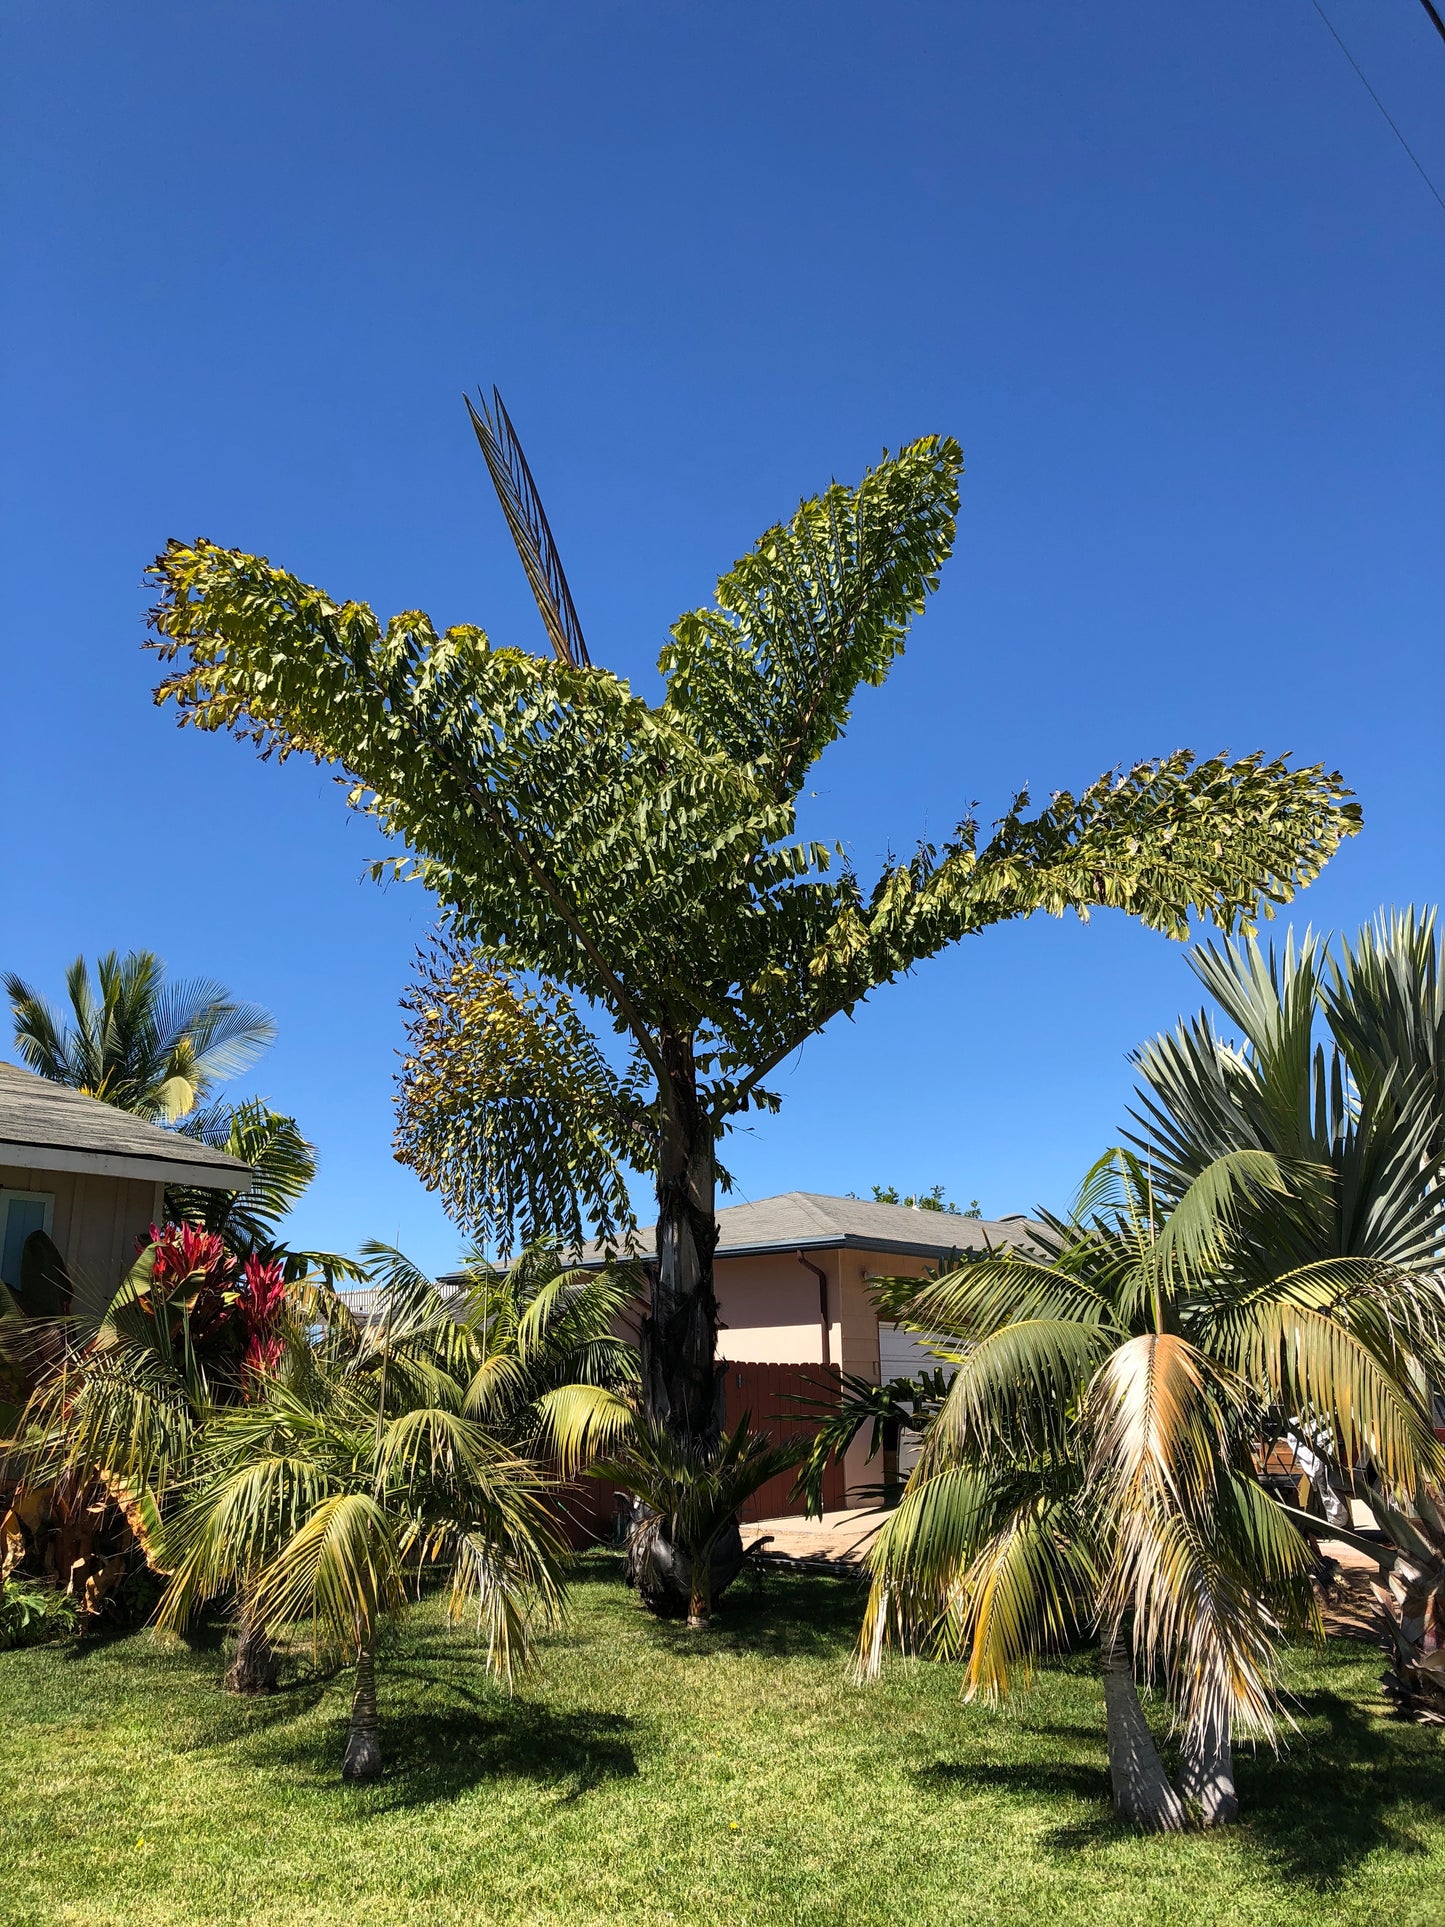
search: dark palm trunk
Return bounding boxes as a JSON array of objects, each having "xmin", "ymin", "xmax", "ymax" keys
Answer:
[
  {"xmin": 641, "ymin": 1031, "xmax": 723, "ymax": 1441},
  {"xmin": 341, "ymin": 1637, "xmax": 382, "ymax": 1782},
  {"xmin": 1099, "ymin": 1629, "xmax": 1186, "ymax": 1832},
  {"xmin": 1180, "ymin": 1693, "xmax": 1238, "ymax": 1824},
  {"xmin": 631, "ymin": 1030, "xmax": 747, "ymax": 1616},
  {"xmin": 225, "ymin": 1592, "xmax": 280, "ymax": 1695}
]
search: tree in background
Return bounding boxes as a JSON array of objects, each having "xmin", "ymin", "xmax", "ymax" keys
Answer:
[
  {"xmin": 857, "ymin": 1184, "xmax": 981, "ymax": 1216},
  {"xmin": 147, "ymin": 437, "xmax": 1359, "ymax": 1612},
  {"xmin": 1, "ymin": 1097, "xmax": 358, "ymax": 1677},
  {"xmin": 5, "ymin": 951, "xmax": 273, "ymax": 1124}
]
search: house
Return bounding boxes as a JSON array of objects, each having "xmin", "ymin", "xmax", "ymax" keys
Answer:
[
  {"xmin": 590, "ymin": 1190, "xmax": 1042, "ymax": 1514},
  {"xmin": 0, "ymin": 1062, "xmax": 253, "ymax": 1311}
]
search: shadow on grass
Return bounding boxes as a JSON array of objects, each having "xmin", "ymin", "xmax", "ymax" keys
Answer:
[
  {"xmin": 1229, "ymin": 1682, "xmax": 1445, "ymax": 1892},
  {"xmin": 184, "ymin": 1636, "xmax": 640, "ymax": 1811},
  {"xmin": 361, "ymin": 1703, "xmax": 638, "ymax": 1811},
  {"xmin": 571, "ymin": 1556, "xmax": 864, "ymax": 1662},
  {"xmin": 918, "ymin": 1645, "xmax": 1445, "ymax": 1894},
  {"xmin": 916, "ymin": 1758, "xmax": 1111, "ymax": 1807}
]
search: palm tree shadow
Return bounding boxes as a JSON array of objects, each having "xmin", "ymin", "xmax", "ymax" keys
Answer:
[
  {"xmin": 179, "ymin": 1679, "xmax": 334, "ymax": 1749},
  {"xmin": 918, "ymin": 1653, "xmax": 1445, "ymax": 1891},
  {"xmin": 224, "ymin": 1640, "xmax": 640, "ymax": 1810},
  {"xmin": 1230, "ymin": 1685, "xmax": 1445, "ymax": 1891},
  {"xmin": 364, "ymin": 1703, "xmax": 638, "ymax": 1811},
  {"xmin": 915, "ymin": 1758, "xmax": 1111, "ymax": 1810},
  {"xmin": 631, "ymin": 1566, "xmax": 864, "ymax": 1662}
]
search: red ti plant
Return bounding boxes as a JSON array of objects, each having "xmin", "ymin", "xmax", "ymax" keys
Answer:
[
  {"xmin": 237, "ymin": 1255, "xmax": 287, "ymax": 1385},
  {"xmin": 137, "ymin": 1222, "xmax": 240, "ymax": 1350}
]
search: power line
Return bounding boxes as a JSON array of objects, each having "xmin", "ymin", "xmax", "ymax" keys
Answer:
[{"xmin": 1309, "ymin": 0, "xmax": 1445, "ymax": 218}]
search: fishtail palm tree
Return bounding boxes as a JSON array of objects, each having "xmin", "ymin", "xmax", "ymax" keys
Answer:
[{"xmin": 147, "ymin": 434, "xmax": 1358, "ymax": 1528}]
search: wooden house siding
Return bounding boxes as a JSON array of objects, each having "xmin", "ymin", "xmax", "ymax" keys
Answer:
[{"xmin": 0, "ymin": 1160, "xmax": 163, "ymax": 1303}]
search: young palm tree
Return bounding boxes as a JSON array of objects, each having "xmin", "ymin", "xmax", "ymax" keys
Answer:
[
  {"xmin": 534, "ymin": 1382, "xmax": 802, "ymax": 1625},
  {"xmin": 857, "ymin": 1148, "xmax": 1445, "ymax": 1827},
  {"xmin": 157, "ymin": 1318, "xmax": 569, "ymax": 1780},
  {"xmin": 1128, "ymin": 912, "xmax": 1445, "ymax": 1710},
  {"xmin": 5, "ymin": 951, "xmax": 274, "ymax": 1123},
  {"xmin": 358, "ymin": 1242, "xmax": 643, "ymax": 1455}
]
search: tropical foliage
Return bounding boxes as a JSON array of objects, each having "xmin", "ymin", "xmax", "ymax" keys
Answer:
[
  {"xmin": 5, "ymin": 950, "xmax": 273, "ymax": 1123},
  {"xmin": 538, "ymin": 1381, "xmax": 803, "ymax": 1626},
  {"xmin": 854, "ymin": 1143, "xmax": 1445, "ymax": 1827},
  {"xmin": 1127, "ymin": 908, "xmax": 1445, "ymax": 1715},
  {"xmin": 0, "ymin": 1227, "xmax": 338, "ymax": 1645},
  {"xmin": 0, "ymin": 1088, "xmax": 355, "ymax": 1660},
  {"xmin": 156, "ymin": 1254, "xmax": 582, "ymax": 1778},
  {"xmin": 147, "ymin": 434, "xmax": 1359, "ymax": 1502}
]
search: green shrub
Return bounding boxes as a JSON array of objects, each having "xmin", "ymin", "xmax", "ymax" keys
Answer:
[{"xmin": 0, "ymin": 1579, "xmax": 78, "ymax": 1651}]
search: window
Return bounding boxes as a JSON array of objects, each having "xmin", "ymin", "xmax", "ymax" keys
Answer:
[{"xmin": 0, "ymin": 1190, "xmax": 54, "ymax": 1291}]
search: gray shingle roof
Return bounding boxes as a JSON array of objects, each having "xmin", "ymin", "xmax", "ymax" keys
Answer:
[
  {"xmin": 0, "ymin": 1062, "xmax": 254, "ymax": 1191},
  {"xmin": 586, "ymin": 1191, "xmax": 1044, "ymax": 1264}
]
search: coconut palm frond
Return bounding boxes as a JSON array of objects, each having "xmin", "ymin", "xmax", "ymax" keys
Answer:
[
  {"xmin": 511, "ymin": 1262, "xmax": 638, "ymax": 1358},
  {"xmin": 462, "ymin": 1351, "xmax": 534, "ymax": 1422},
  {"xmin": 856, "ymin": 1479, "xmax": 979, "ymax": 1680},
  {"xmin": 446, "ymin": 1526, "xmax": 566, "ymax": 1685},
  {"xmin": 377, "ymin": 1403, "xmax": 535, "ymax": 1500},
  {"xmin": 157, "ymin": 1447, "xmax": 343, "ymax": 1628},
  {"xmin": 946, "ymin": 1491, "xmax": 1097, "ymax": 1702},
  {"xmin": 1235, "ymin": 1298, "xmax": 1441, "ymax": 1492},
  {"xmin": 1088, "ymin": 1332, "xmax": 1239, "ymax": 1514},
  {"xmin": 883, "ymin": 1253, "xmax": 1114, "ymax": 1342},
  {"xmin": 1110, "ymin": 1491, "xmax": 1285, "ymax": 1740}
]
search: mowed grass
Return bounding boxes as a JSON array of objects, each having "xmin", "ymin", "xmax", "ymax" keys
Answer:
[{"xmin": 3, "ymin": 1558, "xmax": 1445, "ymax": 1927}]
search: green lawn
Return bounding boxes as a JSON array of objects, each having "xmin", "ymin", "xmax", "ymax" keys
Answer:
[{"xmin": 3, "ymin": 1557, "xmax": 1444, "ymax": 1927}]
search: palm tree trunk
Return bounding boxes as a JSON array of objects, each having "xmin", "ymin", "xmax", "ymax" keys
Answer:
[
  {"xmin": 1180, "ymin": 1692, "xmax": 1238, "ymax": 1824},
  {"xmin": 225, "ymin": 1590, "xmax": 280, "ymax": 1695},
  {"xmin": 341, "ymin": 1637, "xmax": 382, "ymax": 1782},
  {"xmin": 1099, "ymin": 1629, "xmax": 1186, "ymax": 1832},
  {"xmin": 687, "ymin": 1550, "xmax": 710, "ymax": 1631},
  {"xmin": 643, "ymin": 1033, "xmax": 722, "ymax": 1441}
]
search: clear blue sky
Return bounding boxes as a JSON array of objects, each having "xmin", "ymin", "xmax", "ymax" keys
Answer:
[{"xmin": 3, "ymin": 1, "xmax": 1442, "ymax": 1275}]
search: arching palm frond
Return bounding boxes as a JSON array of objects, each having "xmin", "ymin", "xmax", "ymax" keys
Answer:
[
  {"xmin": 169, "ymin": 1101, "xmax": 317, "ymax": 1249},
  {"xmin": 533, "ymin": 1383, "xmax": 638, "ymax": 1479},
  {"xmin": 920, "ymin": 1320, "xmax": 1111, "ymax": 1469},
  {"xmin": 858, "ymin": 1464, "xmax": 1094, "ymax": 1696},
  {"xmin": 879, "ymin": 1250, "xmax": 1113, "ymax": 1343},
  {"xmin": 1233, "ymin": 1297, "xmax": 1441, "ymax": 1493}
]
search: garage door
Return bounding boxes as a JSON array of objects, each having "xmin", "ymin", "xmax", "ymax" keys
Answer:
[{"xmin": 878, "ymin": 1323, "xmax": 958, "ymax": 1477}]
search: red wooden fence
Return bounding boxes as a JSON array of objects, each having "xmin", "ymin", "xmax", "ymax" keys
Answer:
[
  {"xmin": 561, "ymin": 1359, "xmax": 846, "ymax": 1544},
  {"xmin": 723, "ymin": 1360, "xmax": 846, "ymax": 1521}
]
